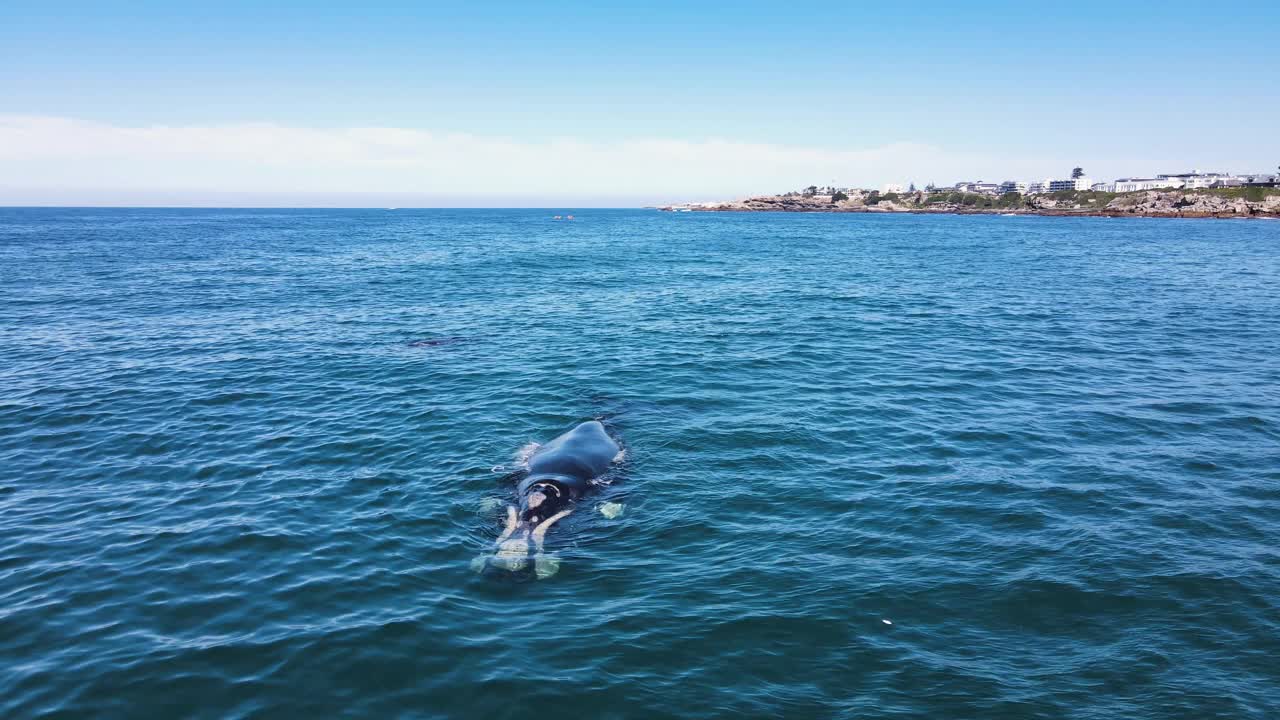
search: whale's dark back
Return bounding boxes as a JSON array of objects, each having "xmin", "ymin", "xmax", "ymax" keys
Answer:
[{"xmin": 524, "ymin": 421, "xmax": 618, "ymax": 494}]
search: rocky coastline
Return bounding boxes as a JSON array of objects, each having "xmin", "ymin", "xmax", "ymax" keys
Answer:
[{"xmin": 679, "ymin": 188, "xmax": 1280, "ymax": 219}]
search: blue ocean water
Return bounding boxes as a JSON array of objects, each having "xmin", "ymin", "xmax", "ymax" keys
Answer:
[{"xmin": 2, "ymin": 207, "xmax": 1278, "ymax": 719}]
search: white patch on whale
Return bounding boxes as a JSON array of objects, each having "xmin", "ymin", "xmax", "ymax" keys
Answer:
[
  {"xmin": 514, "ymin": 442, "xmax": 541, "ymax": 466},
  {"xmin": 492, "ymin": 536, "xmax": 530, "ymax": 571}
]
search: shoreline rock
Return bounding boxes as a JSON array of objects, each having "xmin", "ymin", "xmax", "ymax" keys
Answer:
[{"xmin": 678, "ymin": 189, "xmax": 1280, "ymax": 220}]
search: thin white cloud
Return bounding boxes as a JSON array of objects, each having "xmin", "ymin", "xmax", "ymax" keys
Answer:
[
  {"xmin": 3, "ymin": 114, "xmax": 1157, "ymax": 205},
  {"xmin": 0, "ymin": 115, "xmax": 1011, "ymax": 203}
]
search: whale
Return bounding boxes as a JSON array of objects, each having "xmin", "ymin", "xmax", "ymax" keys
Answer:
[
  {"xmin": 407, "ymin": 336, "xmax": 466, "ymax": 348},
  {"xmin": 479, "ymin": 421, "xmax": 622, "ymax": 577}
]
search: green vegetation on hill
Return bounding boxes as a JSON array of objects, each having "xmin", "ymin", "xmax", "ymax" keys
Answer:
[
  {"xmin": 1171, "ymin": 186, "xmax": 1280, "ymax": 202},
  {"xmin": 995, "ymin": 193, "xmax": 1028, "ymax": 209},
  {"xmin": 908, "ymin": 186, "xmax": 1279, "ymax": 211},
  {"xmin": 921, "ymin": 192, "xmax": 1028, "ymax": 209},
  {"xmin": 1044, "ymin": 190, "xmax": 1117, "ymax": 206},
  {"xmin": 917, "ymin": 189, "xmax": 1119, "ymax": 209}
]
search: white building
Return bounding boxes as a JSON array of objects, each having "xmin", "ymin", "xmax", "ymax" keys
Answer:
[
  {"xmin": 882, "ymin": 183, "xmax": 905, "ymax": 194},
  {"xmin": 1043, "ymin": 176, "xmax": 1093, "ymax": 192},
  {"xmin": 1156, "ymin": 172, "xmax": 1230, "ymax": 189},
  {"xmin": 1091, "ymin": 182, "xmax": 1115, "ymax": 192},
  {"xmin": 952, "ymin": 181, "xmax": 999, "ymax": 194},
  {"xmin": 998, "ymin": 181, "xmax": 1028, "ymax": 194},
  {"xmin": 1025, "ymin": 181, "xmax": 1046, "ymax": 194},
  {"xmin": 1209, "ymin": 178, "xmax": 1245, "ymax": 188},
  {"xmin": 1114, "ymin": 177, "xmax": 1185, "ymax": 193}
]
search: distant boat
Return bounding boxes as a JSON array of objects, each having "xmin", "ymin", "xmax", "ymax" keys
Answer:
[{"xmin": 671, "ymin": 206, "xmax": 692, "ymax": 212}]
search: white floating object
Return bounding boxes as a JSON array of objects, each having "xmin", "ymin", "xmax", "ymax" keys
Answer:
[
  {"xmin": 535, "ymin": 554, "xmax": 561, "ymax": 580},
  {"xmin": 882, "ymin": 619, "xmax": 893, "ymax": 625},
  {"xmin": 599, "ymin": 501, "xmax": 625, "ymax": 519}
]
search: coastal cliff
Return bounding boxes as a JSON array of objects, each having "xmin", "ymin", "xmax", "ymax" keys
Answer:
[{"xmin": 684, "ymin": 187, "xmax": 1280, "ymax": 219}]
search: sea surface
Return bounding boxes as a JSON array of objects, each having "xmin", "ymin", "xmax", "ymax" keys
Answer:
[{"xmin": 2, "ymin": 208, "xmax": 1278, "ymax": 719}]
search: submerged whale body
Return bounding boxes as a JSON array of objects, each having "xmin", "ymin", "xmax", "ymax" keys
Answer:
[{"xmin": 407, "ymin": 336, "xmax": 466, "ymax": 348}]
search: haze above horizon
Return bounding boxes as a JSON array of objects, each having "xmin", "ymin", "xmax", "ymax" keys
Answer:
[{"xmin": 3, "ymin": 0, "xmax": 1277, "ymax": 207}]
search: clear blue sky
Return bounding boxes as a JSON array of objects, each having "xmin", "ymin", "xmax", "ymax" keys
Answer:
[{"xmin": 2, "ymin": 0, "xmax": 1277, "ymax": 205}]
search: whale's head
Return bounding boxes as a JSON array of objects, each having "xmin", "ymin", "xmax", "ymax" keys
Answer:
[{"xmin": 520, "ymin": 480, "xmax": 567, "ymax": 524}]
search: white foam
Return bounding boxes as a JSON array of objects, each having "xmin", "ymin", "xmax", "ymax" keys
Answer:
[{"xmin": 514, "ymin": 441, "xmax": 541, "ymax": 466}]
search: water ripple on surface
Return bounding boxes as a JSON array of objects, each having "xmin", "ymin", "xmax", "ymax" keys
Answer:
[{"xmin": 2, "ymin": 209, "xmax": 1279, "ymax": 718}]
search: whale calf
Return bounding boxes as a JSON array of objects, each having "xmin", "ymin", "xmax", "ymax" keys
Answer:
[{"xmin": 480, "ymin": 421, "xmax": 622, "ymax": 577}]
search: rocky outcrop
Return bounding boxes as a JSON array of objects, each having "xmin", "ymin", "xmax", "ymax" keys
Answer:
[
  {"xmin": 706, "ymin": 192, "xmax": 872, "ymax": 212},
  {"xmin": 694, "ymin": 189, "xmax": 1280, "ymax": 219},
  {"xmin": 1103, "ymin": 191, "xmax": 1261, "ymax": 217}
]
